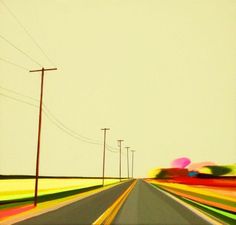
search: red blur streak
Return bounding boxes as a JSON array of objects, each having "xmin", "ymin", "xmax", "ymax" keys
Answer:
[
  {"xmin": 148, "ymin": 177, "xmax": 236, "ymax": 187},
  {"xmin": 0, "ymin": 204, "xmax": 35, "ymax": 220}
]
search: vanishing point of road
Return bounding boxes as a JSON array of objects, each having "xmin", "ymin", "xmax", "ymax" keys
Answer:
[{"xmin": 15, "ymin": 179, "xmax": 213, "ymax": 225}]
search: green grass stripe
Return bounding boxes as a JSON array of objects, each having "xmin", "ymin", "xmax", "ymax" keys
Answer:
[
  {"xmin": 0, "ymin": 181, "xmax": 122, "ymax": 211},
  {"xmin": 0, "ymin": 185, "xmax": 102, "ymax": 205}
]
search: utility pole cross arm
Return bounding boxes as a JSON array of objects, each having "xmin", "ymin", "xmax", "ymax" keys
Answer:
[{"xmin": 29, "ymin": 68, "xmax": 57, "ymax": 73}]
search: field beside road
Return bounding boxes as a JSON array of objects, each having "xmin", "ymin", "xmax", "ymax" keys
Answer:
[
  {"xmin": 0, "ymin": 178, "xmax": 120, "ymax": 203},
  {"xmin": 0, "ymin": 177, "xmax": 123, "ymax": 221}
]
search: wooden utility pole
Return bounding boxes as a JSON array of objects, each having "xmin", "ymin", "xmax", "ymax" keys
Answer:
[
  {"xmin": 101, "ymin": 128, "xmax": 110, "ymax": 186},
  {"xmin": 117, "ymin": 140, "xmax": 124, "ymax": 182},
  {"xmin": 30, "ymin": 67, "xmax": 57, "ymax": 206},
  {"xmin": 125, "ymin": 147, "xmax": 130, "ymax": 179},
  {"xmin": 131, "ymin": 150, "xmax": 135, "ymax": 178}
]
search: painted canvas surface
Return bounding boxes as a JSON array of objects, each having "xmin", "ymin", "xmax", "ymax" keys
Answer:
[{"xmin": 0, "ymin": 0, "xmax": 235, "ymax": 224}]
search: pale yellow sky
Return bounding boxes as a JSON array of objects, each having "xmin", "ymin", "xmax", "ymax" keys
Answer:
[{"xmin": 0, "ymin": 0, "xmax": 236, "ymax": 177}]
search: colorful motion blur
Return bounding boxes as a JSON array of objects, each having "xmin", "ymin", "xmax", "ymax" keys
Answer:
[
  {"xmin": 147, "ymin": 157, "xmax": 236, "ymax": 224},
  {"xmin": 0, "ymin": 178, "xmax": 120, "ymax": 221}
]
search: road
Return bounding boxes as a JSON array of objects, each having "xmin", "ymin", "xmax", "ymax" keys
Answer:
[
  {"xmin": 15, "ymin": 180, "xmax": 133, "ymax": 225},
  {"xmin": 113, "ymin": 180, "xmax": 212, "ymax": 225},
  {"xmin": 14, "ymin": 179, "xmax": 213, "ymax": 225}
]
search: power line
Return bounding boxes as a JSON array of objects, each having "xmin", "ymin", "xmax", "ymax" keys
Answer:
[
  {"xmin": 43, "ymin": 105, "xmax": 101, "ymax": 143},
  {"xmin": 43, "ymin": 113, "xmax": 118, "ymax": 151},
  {"xmin": 0, "ymin": 88, "xmax": 120, "ymax": 152},
  {"xmin": 0, "ymin": 90, "xmax": 118, "ymax": 152},
  {"xmin": 0, "ymin": 57, "xmax": 28, "ymax": 71},
  {"xmin": 0, "ymin": 85, "xmax": 38, "ymax": 102},
  {"xmin": 44, "ymin": 112, "xmax": 119, "ymax": 151},
  {"xmin": 106, "ymin": 143, "xmax": 119, "ymax": 151},
  {"xmin": 0, "ymin": 91, "xmax": 101, "ymax": 145},
  {"xmin": 0, "ymin": 85, "xmax": 101, "ymax": 143},
  {"xmin": 0, "ymin": 91, "xmax": 100, "ymax": 145},
  {"xmin": 0, "ymin": 0, "xmax": 56, "ymax": 67},
  {"xmin": 0, "ymin": 34, "xmax": 42, "ymax": 67},
  {"xmin": 43, "ymin": 109, "xmax": 119, "ymax": 151},
  {"xmin": 43, "ymin": 110, "xmax": 101, "ymax": 145},
  {"xmin": 106, "ymin": 145, "xmax": 119, "ymax": 153},
  {"xmin": 43, "ymin": 112, "xmax": 119, "ymax": 151},
  {"xmin": 0, "ymin": 92, "xmax": 38, "ymax": 108}
]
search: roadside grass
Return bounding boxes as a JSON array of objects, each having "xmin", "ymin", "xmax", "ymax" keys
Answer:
[
  {"xmin": 0, "ymin": 179, "xmax": 130, "ymax": 222},
  {"xmin": 0, "ymin": 178, "xmax": 123, "ymax": 211},
  {"xmin": 0, "ymin": 178, "xmax": 120, "ymax": 202}
]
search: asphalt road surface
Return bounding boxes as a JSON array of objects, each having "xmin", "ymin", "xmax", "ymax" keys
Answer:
[
  {"xmin": 15, "ymin": 180, "xmax": 133, "ymax": 225},
  {"xmin": 113, "ymin": 179, "xmax": 212, "ymax": 225},
  {"xmin": 15, "ymin": 180, "xmax": 213, "ymax": 225}
]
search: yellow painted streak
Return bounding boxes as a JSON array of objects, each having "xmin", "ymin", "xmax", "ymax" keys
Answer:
[
  {"xmin": 0, "ymin": 179, "xmax": 119, "ymax": 201},
  {"xmin": 92, "ymin": 180, "xmax": 137, "ymax": 225}
]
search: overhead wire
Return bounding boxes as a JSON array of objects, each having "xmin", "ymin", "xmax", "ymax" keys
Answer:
[
  {"xmin": 0, "ymin": 85, "xmax": 38, "ymax": 102},
  {"xmin": 0, "ymin": 91, "xmax": 101, "ymax": 145},
  {"xmin": 43, "ymin": 110, "xmax": 102, "ymax": 145},
  {"xmin": 0, "ymin": 88, "xmax": 118, "ymax": 152},
  {"xmin": 0, "ymin": 92, "xmax": 38, "ymax": 108},
  {"xmin": 0, "ymin": 34, "xmax": 42, "ymax": 67},
  {"xmin": 0, "ymin": 57, "xmax": 28, "ymax": 71},
  {"xmin": 106, "ymin": 145, "xmax": 119, "ymax": 153},
  {"xmin": 0, "ymin": 3, "xmax": 121, "ymax": 153},
  {"xmin": 43, "ymin": 105, "xmax": 101, "ymax": 143},
  {"xmin": 0, "ymin": 0, "xmax": 56, "ymax": 67},
  {"xmin": 0, "ymin": 86, "xmax": 102, "ymax": 143},
  {"xmin": 0, "ymin": 86, "xmax": 119, "ymax": 150},
  {"xmin": 106, "ymin": 143, "xmax": 119, "ymax": 151}
]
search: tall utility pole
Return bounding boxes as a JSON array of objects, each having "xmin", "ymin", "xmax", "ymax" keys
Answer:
[
  {"xmin": 131, "ymin": 150, "xmax": 135, "ymax": 178},
  {"xmin": 117, "ymin": 140, "xmax": 124, "ymax": 182},
  {"xmin": 101, "ymin": 128, "xmax": 110, "ymax": 186},
  {"xmin": 30, "ymin": 67, "xmax": 57, "ymax": 206},
  {"xmin": 125, "ymin": 147, "xmax": 130, "ymax": 179}
]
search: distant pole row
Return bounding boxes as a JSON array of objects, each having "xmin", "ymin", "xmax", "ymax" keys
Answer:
[
  {"xmin": 101, "ymin": 130, "xmax": 136, "ymax": 186},
  {"xmin": 32, "ymin": 68, "xmax": 135, "ymax": 206}
]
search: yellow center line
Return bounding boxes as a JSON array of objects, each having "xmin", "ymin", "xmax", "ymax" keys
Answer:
[{"xmin": 92, "ymin": 179, "xmax": 137, "ymax": 225}]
